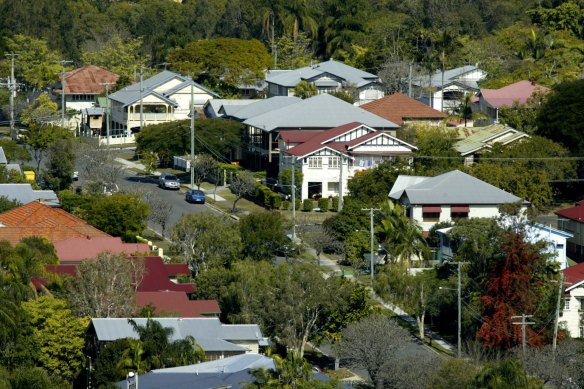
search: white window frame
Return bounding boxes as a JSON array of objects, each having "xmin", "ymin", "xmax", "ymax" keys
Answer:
[
  {"xmin": 328, "ymin": 156, "xmax": 339, "ymax": 169},
  {"xmin": 308, "ymin": 157, "xmax": 322, "ymax": 169},
  {"xmin": 564, "ymin": 298, "xmax": 570, "ymax": 311}
]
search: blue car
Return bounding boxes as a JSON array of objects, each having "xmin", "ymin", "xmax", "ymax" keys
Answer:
[{"xmin": 185, "ymin": 189, "xmax": 206, "ymax": 204}]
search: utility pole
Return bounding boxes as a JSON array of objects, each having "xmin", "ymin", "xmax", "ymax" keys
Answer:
[
  {"xmin": 58, "ymin": 60, "xmax": 72, "ymax": 128},
  {"xmin": 190, "ymin": 81, "xmax": 195, "ymax": 189},
  {"xmin": 408, "ymin": 62, "xmax": 413, "ymax": 97},
  {"xmin": 338, "ymin": 155, "xmax": 344, "ymax": 212},
  {"xmin": 291, "ymin": 156, "xmax": 297, "ymax": 241},
  {"xmin": 456, "ymin": 261, "xmax": 469, "ymax": 358},
  {"xmin": 139, "ymin": 65, "xmax": 144, "ymax": 131},
  {"xmin": 99, "ymin": 82, "xmax": 112, "ymax": 147},
  {"xmin": 552, "ymin": 272, "xmax": 566, "ymax": 357},
  {"xmin": 511, "ymin": 314, "xmax": 535, "ymax": 360},
  {"xmin": 362, "ymin": 207, "xmax": 380, "ymax": 284},
  {"xmin": 5, "ymin": 53, "xmax": 19, "ymax": 139}
]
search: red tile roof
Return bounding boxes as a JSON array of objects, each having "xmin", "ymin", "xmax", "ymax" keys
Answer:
[
  {"xmin": 479, "ymin": 80, "xmax": 550, "ymax": 109},
  {"xmin": 54, "ymin": 237, "xmax": 150, "ymax": 263},
  {"xmin": 62, "ymin": 65, "xmax": 120, "ymax": 94},
  {"xmin": 139, "ymin": 257, "xmax": 194, "ymax": 293},
  {"xmin": 164, "ymin": 263, "xmax": 191, "ymax": 277},
  {"xmin": 361, "ymin": 93, "xmax": 446, "ymax": 125},
  {"xmin": 555, "ymin": 202, "xmax": 584, "ymax": 222},
  {"xmin": 0, "ymin": 202, "xmax": 109, "ymax": 246},
  {"xmin": 285, "ymin": 122, "xmax": 368, "ymax": 157},
  {"xmin": 136, "ymin": 292, "xmax": 220, "ymax": 317}
]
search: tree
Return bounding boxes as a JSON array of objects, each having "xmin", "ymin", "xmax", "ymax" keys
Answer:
[
  {"xmin": 338, "ymin": 314, "xmax": 412, "ymax": 389},
  {"xmin": 0, "ymin": 196, "xmax": 21, "ymax": 213},
  {"xmin": 168, "ymin": 38, "xmax": 272, "ymax": 89},
  {"xmin": 5, "ymin": 34, "xmax": 61, "ymax": 89},
  {"xmin": 24, "ymin": 123, "xmax": 73, "ymax": 173},
  {"xmin": 470, "ymin": 359, "xmax": 543, "ymax": 389},
  {"xmin": 0, "ymin": 139, "xmax": 30, "ymax": 163},
  {"xmin": 413, "ymin": 125, "xmax": 462, "ymax": 175},
  {"xmin": 322, "ymin": 197, "xmax": 369, "ymax": 241},
  {"xmin": 141, "ymin": 151, "xmax": 159, "ymax": 176},
  {"xmin": 83, "ymin": 194, "xmax": 150, "ymax": 242},
  {"xmin": 40, "ymin": 138, "xmax": 75, "ymax": 191},
  {"xmin": 21, "ymin": 296, "xmax": 89, "ymax": 382},
  {"xmin": 343, "ymin": 231, "xmax": 369, "ymax": 269},
  {"xmin": 446, "ymin": 92, "xmax": 488, "ymax": 126},
  {"xmin": 240, "ymin": 212, "xmax": 287, "ymax": 261},
  {"xmin": 19, "ymin": 94, "xmax": 59, "ymax": 127},
  {"xmin": 75, "ymin": 139, "xmax": 124, "ymax": 192},
  {"xmin": 170, "ymin": 212, "xmax": 242, "ymax": 275},
  {"xmin": 430, "ymin": 359, "xmax": 478, "ymax": 389},
  {"xmin": 147, "ymin": 195, "xmax": 173, "ymax": 240},
  {"xmin": 498, "ymin": 89, "xmax": 548, "ymax": 134},
  {"xmin": 293, "ymin": 80, "xmax": 318, "ymax": 99},
  {"xmin": 192, "ymin": 154, "xmax": 218, "ymax": 189},
  {"xmin": 65, "ymin": 252, "xmax": 145, "ymax": 318},
  {"xmin": 230, "ymin": 171, "xmax": 257, "ymax": 213},
  {"xmin": 274, "ymin": 32, "xmax": 313, "ymax": 69},
  {"xmin": 537, "ymin": 79, "xmax": 584, "ymax": 154},
  {"xmin": 298, "ymin": 224, "xmax": 342, "ymax": 265},
  {"xmin": 278, "ymin": 167, "xmax": 302, "ymax": 196}
]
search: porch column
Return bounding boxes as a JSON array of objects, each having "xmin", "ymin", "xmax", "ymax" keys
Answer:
[{"xmin": 268, "ymin": 132, "xmax": 272, "ymax": 163}]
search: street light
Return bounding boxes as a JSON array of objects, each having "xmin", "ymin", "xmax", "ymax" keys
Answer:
[{"xmin": 126, "ymin": 371, "xmax": 138, "ymax": 389}]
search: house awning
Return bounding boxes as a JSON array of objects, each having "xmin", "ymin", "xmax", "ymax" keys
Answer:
[
  {"xmin": 422, "ymin": 206, "xmax": 442, "ymax": 213},
  {"xmin": 451, "ymin": 205, "xmax": 470, "ymax": 212}
]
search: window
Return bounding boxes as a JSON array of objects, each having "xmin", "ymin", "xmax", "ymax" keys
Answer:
[
  {"xmin": 580, "ymin": 326, "xmax": 584, "ymax": 338},
  {"xmin": 328, "ymin": 157, "xmax": 339, "ymax": 168},
  {"xmin": 308, "ymin": 157, "xmax": 322, "ymax": 168},
  {"xmin": 557, "ymin": 243, "xmax": 564, "ymax": 249},
  {"xmin": 327, "ymin": 182, "xmax": 339, "ymax": 193},
  {"xmin": 565, "ymin": 298, "xmax": 570, "ymax": 311},
  {"xmin": 422, "ymin": 205, "xmax": 441, "ymax": 222}
]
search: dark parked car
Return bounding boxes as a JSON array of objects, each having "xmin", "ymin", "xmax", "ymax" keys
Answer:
[{"xmin": 185, "ymin": 189, "xmax": 206, "ymax": 204}]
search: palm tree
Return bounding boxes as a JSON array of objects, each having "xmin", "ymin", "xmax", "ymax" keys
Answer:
[
  {"xmin": 128, "ymin": 318, "xmax": 174, "ymax": 369},
  {"xmin": 446, "ymin": 92, "xmax": 488, "ymax": 127},
  {"xmin": 115, "ymin": 338, "xmax": 146, "ymax": 376}
]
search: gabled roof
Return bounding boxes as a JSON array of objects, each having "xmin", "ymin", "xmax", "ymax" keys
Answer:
[
  {"xmin": 555, "ymin": 201, "xmax": 584, "ymax": 222},
  {"xmin": 54, "ymin": 236, "xmax": 150, "ymax": 262},
  {"xmin": 388, "ymin": 170, "xmax": 524, "ymax": 205},
  {"xmin": 108, "ymin": 70, "xmax": 219, "ymax": 107},
  {"xmin": 154, "ymin": 354, "xmax": 275, "ymax": 374},
  {"xmin": 0, "ymin": 147, "xmax": 7, "ymax": 164},
  {"xmin": 266, "ymin": 58, "xmax": 379, "ymax": 88},
  {"xmin": 244, "ymin": 94, "xmax": 398, "ymax": 132},
  {"xmin": 479, "ymin": 80, "xmax": 550, "ymax": 109},
  {"xmin": 361, "ymin": 93, "xmax": 446, "ymax": 125},
  {"xmin": 229, "ymin": 96, "xmax": 301, "ymax": 121},
  {"xmin": 91, "ymin": 317, "xmax": 264, "ymax": 349},
  {"xmin": 136, "ymin": 292, "xmax": 220, "ymax": 317},
  {"xmin": 454, "ymin": 124, "xmax": 529, "ymax": 156},
  {"xmin": 563, "ymin": 262, "xmax": 584, "ymax": 291},
  {"xmin": 0, "ymin": 184, "xmax": 59, "ymax": 206},
  {"xmin": 413, "ymin": 65, "xmax": 486, "ymax": 89},
  {"xmin": 139, "ymin": 256, "xmax": 194, "ymax": 293},
  {"xmin": 61, "ymin": 65, "xmax": 119, "ymax": 94},
  {"xmin": 0, "ymin": 201, "xmax": 108, "ymax": 245}
]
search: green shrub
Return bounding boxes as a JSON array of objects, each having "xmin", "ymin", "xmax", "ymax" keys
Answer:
[
  {"xmin": 295, "ymin": 198, "xmax": 302, "ymax": 210},
  {"xmin": 282, "ymin": 200, "xmax": 290, "ymax": 210},
  {"xmin": 318, "ymin": 197, "xmax": 329, "ymax": 212},
  {"xmin": 302, "ymin": 199, "xmax": 313, "ymax": 212},
  {"xmin": 331, "ymin": 196, "xmax": 339, "ymax": 211},
  {"xmin": 269, "ymin": 193, "xmax": 281, "ymax": 209}
]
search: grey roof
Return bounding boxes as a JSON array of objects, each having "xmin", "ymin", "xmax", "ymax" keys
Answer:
[
  {"xmin": 0, "ymin": 147, "xmax": 7, "ymax": 164},
  {"xmin": 108, "ymin": 70, "xmax": 219, "ymax": 107},
  {"xmin": 155, "ymin": 354, "xmax": 275, "ymax": 374},
  {"xmin": 0, "ymin": 184, "xmax": 59, "ymax": 206},
  {"xmin": 116, "ymin": 369, "xmax": 256, "ymax": 389},
  {"xmin": 244, "ymin": 93, "xmax": 398, "ymax": 132},
  {"xmin": 454, "ymin": 124, "xmax": 529, "ymax": 156},
  {"xmin": 91, "ymin": 317, "xmax": 264, "ymax": 352},
  {"xmin": 81, "ymin": 107, "xmax": 104, "ymax": 116},
  {"xmin": 6, "ymin": 164, "xmax": 21, "ymax": 174},
  {"xmin": 230, "ymin": 96, "xmax": 301, "ymax": 121},
  {"xmin": 388, "ymin": 175, "xmax": 429, "ymax": 199},
  {"xmin": 267, "ymin": 59, "xmax": 379, "ymax": 89},
  {"xmin": 204, "ymin": 99, "xmax": 256, "ymax": 118},
  {"xmin": 388, "ymin": 170, "xmax": 524, "ymax": 205},
  {"xmin": 413, "ymin": 65, "xmax": 484, "ymax": 89}
]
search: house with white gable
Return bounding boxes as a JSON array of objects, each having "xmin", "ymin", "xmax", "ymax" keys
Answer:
[
  {"xmin": 106, "ymin": 70, "xmax": 219, "ymax": 143},
  {"xmin": 266, "ymin": 58, "xmax": 385, "ymax": 105},
  {"xmin": 560, "ymin": 263, "xmax": 584, "ymax": 338},
  {"xmin": 280, "ymin": 122, "xmax": 416, "ymax": 200},
  {"xmin": 389, "ymin": 170, "xmax": 528, "ymax": 235}
]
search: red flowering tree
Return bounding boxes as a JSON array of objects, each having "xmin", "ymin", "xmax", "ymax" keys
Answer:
[{"xmin": 477, "ymin": 231, "xmax": 554, "ymax": 350}]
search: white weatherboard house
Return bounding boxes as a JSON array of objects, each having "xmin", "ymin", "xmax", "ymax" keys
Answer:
[
  {"xmin": 389, "ymin": 170, "xmax": 527, "ymax": 234},
  {"xmin": 106, "ymin": 71, "xmax": 219, "ymax": 143},
  {"xmin": 266, "ymin": 58, "xmax": 384, "ymax": 105},
  {"xmin": 561, "ymin": 263, "xmax": 584, "ymax": 338},
  {"xmin": 281, "ymin": 122, "xmax": 416, "ymax": 200}
]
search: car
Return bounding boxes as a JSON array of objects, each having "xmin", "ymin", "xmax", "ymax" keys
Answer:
[
  {"xmin": 158, "ymin": 173, "xmax": 180, "ymax": 190},
  {"xmin": 185, "ymin": 189, "xmax": 206, "ymax": 204},
  {"xmin": 72, "ymin": 171, "xmax": 79, "ymax": 181}
]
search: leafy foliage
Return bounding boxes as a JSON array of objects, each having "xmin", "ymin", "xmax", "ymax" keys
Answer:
[{"xmin": 240, "ymin": 212, "xmax": 287, "ymax": 261}]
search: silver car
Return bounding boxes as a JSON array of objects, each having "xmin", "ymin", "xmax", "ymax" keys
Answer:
[{"xmin": 158, "ymin": 173, "xmax": 180, "ymax": 190}]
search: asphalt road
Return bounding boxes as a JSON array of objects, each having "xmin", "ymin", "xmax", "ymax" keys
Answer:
[{"xmin": 117, "ymin": 170, "xmax": 219, "ymax": 236}]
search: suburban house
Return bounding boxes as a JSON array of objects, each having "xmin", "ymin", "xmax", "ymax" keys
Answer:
[
  {"xmin": 280, "ymin": 122, "xmax": 417, "ymax": 200},
  {"xmin": 412, "ymin": 65, "xmax": 487, "ymax": 112},
  {"xmin": 89, "ymin": 317, "xmax": 269, "ymax": 361},
  {"xmin": 388, "ymin": 170, "xmax": 527, "ymax": 234},
  {"xmin": 241, "ymin": 93, "xmax": 398, "ymax": 173},
  {"xmin": 437, "ymin": 223, "xmax": 572, "ymax": 269},
  {"xmin": 52, "ymin": 65, "xmax": 119, "ymax": 131},
  {"xmin": 53, "ymin": 236, "xmax": 150, "ymax": 264},
  {"xmin": 203, "ymin": 99, "xmax": 257, "ymax": 118},
  {"xmin": 361, "ymin": 92, "xmax": 446, "ymax": 126},
  {"xmin": 266, "ymin": 58, "xmax": 385, "ymax": 105},
  {"xmin": 115, "ymin": 354, "xmax": 276, "ymax": 389},
  {"xmin": 453, "ymin": 123, "xmax": 530, "ymax": 164},
  {"xmin": 473, "ymin": 80, "xmax": 550, "ymax": 124},
  {"xmin": 556, "ymin": 201, "xmax": 584, "ymax": 261},
  {"xmin": 561, "ymin": 262, "xmax": 584, "ymax": 338},
  {"xmin": 106, "ymin": 70, "xmax": 219, "ymax": 144},
  {"xmin": 0, "ymin": 201, "xmax": 106, "ymax": 245},
  {"xmin": 0, "ymin": 184, "xmax": 59, "ymax": 206}
]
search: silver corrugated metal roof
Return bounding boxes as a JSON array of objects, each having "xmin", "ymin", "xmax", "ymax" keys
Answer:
[
  {"xmin": 205, "ymin": 99, "xmax": 256, "ymax": 118},
  {"xmin": 389, "ymin": 170, "xmax": 523, "ymax": 204},
  {"xmin": 230, "ymin": 96, "xmax": 301, "ymax": 121},
  {"xmin": 155, "ymin": 354, "xmax": 275, "ymax": 374},
  {"xmin": 388, "ymin": 175, "xmax": 429, "ymax": 199},
  {"xmin": 244, "ymin": 94, "xmax": 398, "ymax": 132},
  {"xmin": 0, "ymin": 184, "xmax": 59, "ymax": 205}
]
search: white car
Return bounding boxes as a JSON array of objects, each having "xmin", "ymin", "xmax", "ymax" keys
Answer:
[{"xmin": 158, "ymin": 173, "xmax": 180, "ymax": 190}]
